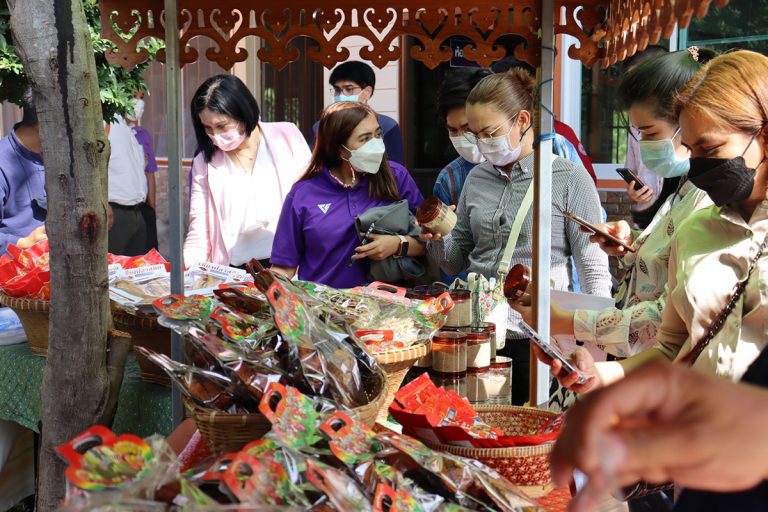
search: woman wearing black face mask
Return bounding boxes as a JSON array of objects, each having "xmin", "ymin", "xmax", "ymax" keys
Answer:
[{"xmin": 538, "ymin": 51, "xmax": 768, "ymax": 408}]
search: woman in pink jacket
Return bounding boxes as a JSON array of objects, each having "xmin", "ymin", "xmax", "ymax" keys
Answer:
[{"xmin": 184, "ymin": 74, "xmax": 311, "ymax": 267}]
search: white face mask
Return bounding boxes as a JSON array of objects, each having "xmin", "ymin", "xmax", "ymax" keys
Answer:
[
  {"xmin": 133, "ymin": 99, "xmax": 145, "ymax": 122},
  {"xmin": 476, "ymin": 114, "xmax": 527, "ymax": 167},
  {"xmin": 343, "ymin": 137, "xmax": 385, "ymax": 174},
  {"xmin": 449, "ymin": 135, "xmax": 485, "ymax": 164}
]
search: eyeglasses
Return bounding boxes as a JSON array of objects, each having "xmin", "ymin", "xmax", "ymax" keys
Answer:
[
  {"xmin": 330, "ymin": 85, "xmax": 363, "ymax": 96},
  {"xmin": 463, "ymin": 112, "xmax": 521, "ymax": 144}
]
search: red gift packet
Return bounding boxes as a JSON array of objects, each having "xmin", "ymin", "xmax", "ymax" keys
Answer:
[{"xmin": 389, "ymin": 373, "xmax": 562, "ymax": 448}]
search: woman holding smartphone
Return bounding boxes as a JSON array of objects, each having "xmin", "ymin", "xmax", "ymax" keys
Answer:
[
  {"xmin": 513, "ymin": 48, "xmax": 714, "ymax": 361},
  {"xmin": 544, "ymin": 50, "xmax": 768, "ymax": 409}
]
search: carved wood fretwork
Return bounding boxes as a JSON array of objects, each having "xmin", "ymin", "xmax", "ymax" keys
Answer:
[{"xmin": 98, "ymin": 1, "xmax": 729, "ymax": 71}]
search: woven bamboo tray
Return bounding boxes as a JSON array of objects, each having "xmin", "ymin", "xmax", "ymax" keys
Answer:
[
  {"xmin": 186, "ymin": 370, "xmax": 387, "ymax": 455},
  {"xmin": 112, "ymin": 308, "xmax": 171, "ymax": 386},
  {"xmin": 372, "ymin": 339, "xmax": 430, "ymax": 423},
  {"xmin": 0, "ymin": 292, "xmax": 49, "ymax": 355},
  {"xmin": 424, "ymin": 405, "xmax": 557, "ymax": 486}
]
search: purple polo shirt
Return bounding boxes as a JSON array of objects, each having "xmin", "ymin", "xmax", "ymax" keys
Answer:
[
  {"xmin": 271, "ymin": 161, "xmax": 423, "ymax": 288},
  {"xmin": 131, "ymin": 125, "xmax": 158, "ymax": 173}
]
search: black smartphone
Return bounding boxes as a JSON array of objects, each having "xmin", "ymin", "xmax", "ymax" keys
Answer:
[
  {"xmin": 519, "ymin": 322, "xmax": 587, "ymax": 385},
  {"xmin": 616, "ymin": 167, "xmax": 646, "ymax": 191},
  {"xmin": 563, "ymin": 211, "xmax": 636, "ymax": 253}
]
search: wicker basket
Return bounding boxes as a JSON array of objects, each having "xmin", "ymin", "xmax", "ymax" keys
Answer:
[
  {"xmin": 186, "ymin": 369, "xmax": 387, "ymax": 455},
  {"xmin": 373, "ymin": 340, "xmax": 430, "ymax": 423},
  {"xmin": 112, "ymin": 308, "xmax": 171, "ymax": 386},
  {"xmin": 0, "ymin": 292, "xmax": 50, "ymax": 355},
  {"xmin": 424, "ymin": 405, "xmax": 557, "ymax": 487}
]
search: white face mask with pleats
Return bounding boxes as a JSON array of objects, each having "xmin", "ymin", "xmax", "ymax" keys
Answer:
[
  {"xmin": 449, "ymin": 135, "xmax": 485, "ymax": 164},
  {"xmin": 343, "ymin": 137, "xmax": 385, "ymax": 174}
]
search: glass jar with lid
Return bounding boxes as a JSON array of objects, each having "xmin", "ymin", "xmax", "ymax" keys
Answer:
[
  {"xmin": 444, "ymin": 290, "xmax": 471, "ymax": 328},
  {"xmin": 431, "ymin": 331, "xmax": 467, "ymax": 377}
]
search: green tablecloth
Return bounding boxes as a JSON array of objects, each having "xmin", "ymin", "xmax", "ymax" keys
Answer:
[{"xmin": 0, "ymin": 343, "xmax": 172, "ymax": 437}]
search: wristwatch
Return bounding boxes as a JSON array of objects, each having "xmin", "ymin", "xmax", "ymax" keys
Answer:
[{"xmin": 394, "ymin": 235, "xmax": 409, "ymax": 259}]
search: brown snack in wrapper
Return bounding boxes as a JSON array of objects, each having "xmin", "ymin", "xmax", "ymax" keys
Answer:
[
  {"xmin": 250, "ymin": 266, "xmax": 381, "ymax": 408},
  {"xmin": 134, "ymin": 346, "xmax": 235, "ymax": 411}
]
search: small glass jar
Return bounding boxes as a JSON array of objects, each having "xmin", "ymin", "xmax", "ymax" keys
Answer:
[
  {"xmin": 465, "ymin": 331, "xmax": 491, "ymax": 369},
  {"xmin": 431, "ymin": 331, "xmax": 467, "ymax": 376},
  {"xmin": 504, "ymin": 264, "xmax": 531, "ymax": 302},
  {"xmin": 471, "ymin": 322, "xmax": 497, "ymax": 358},
  {"xmin": 431, "ymin": 370, "xmax": 467, "ymax": 398},
  {"xmin": 416, "ymin": 197, "xmax": 457, "ymax": 236},
  {"xmin": 485, "ymin": 356, "xmax": 513, "ymax": 405},
  {"xmin": 444, "ymin": 289, "xmax": 471, "ymax": 328},
  {"xmin": 466, "ymin": 366, "xmax": 491, "ymax": 404}
]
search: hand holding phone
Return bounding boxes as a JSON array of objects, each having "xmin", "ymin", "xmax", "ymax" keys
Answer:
[
  {"xmin": 519, "ymin": 321, "xmax": 588, "ymax": 385},
  {"xmin": 616, "ymin": 168, "xmax": 646, "ymax": 191},
  {"xmin": 563, "ymin": 211, "xmax": 636, "ymax": 253}
]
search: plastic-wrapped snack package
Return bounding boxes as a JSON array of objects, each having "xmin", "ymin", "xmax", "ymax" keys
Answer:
[
  {"xmin": 319, "ymin": 413, "xmax": 447, "ymax": 512},
  {"xmin": 250, "ymin": 268, "xmax": 383, "ymax": 408},
  {"xmin": 56, "ymin": 426, "xmax": 181, "ymax": 506},
  {"xmin": 134, "ymin": 347, "xmax": 236, "ymax": 411},
  {"xmin": 213, "ymin": 286, "xmax": 270, "ymax": 317},
  {"xmin": 57, "ymin": 496, "xmax": 169, "ymax": 511},
  {"xmin": 295, "ymin": 281, "xmax": 453, "ymax": 353},
  {"xmin": 259, "ymin": 384, "xmax": 338, "ymax": 451},
  {"xmin": 381, "ymin": 434, "xmax": 537, "ymax": 511},
  {"xmin": 154, "ymin": 295, "xmax": 214, "ymax": 333},
  {"xmin": 208, "ymin": 305, "xmax": 277, "ymax": 349},
  {"xmin": 305, "ymin": 459, "xmax": 372, "ymax": 512},
  {"xmin": 185, "ymin": 327, "xmax": 284, "ymax": 409}
]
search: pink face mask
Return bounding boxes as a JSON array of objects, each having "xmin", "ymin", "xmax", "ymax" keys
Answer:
[{"xmin": 209, "ymin": 128, "xmax": 246, "ymax": 151}]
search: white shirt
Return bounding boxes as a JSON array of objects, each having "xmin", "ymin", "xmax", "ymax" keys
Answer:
[
  {"xmin": 226, "ymin": 141, "xmax": 283, "ymax": 264},
  {"xmin": 107, "ymin": 116, "xmax": 147, "ymax": 206}
]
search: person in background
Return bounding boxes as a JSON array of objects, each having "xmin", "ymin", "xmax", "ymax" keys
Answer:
[
  {"xmin": 433, "ymin": 68, "xmax": 493, "ymax": 207},
  {"xmin": 0, "ymin": 89, "xmax": 46, "ymax": 254},
  {"xmin": 551, "ymin": 354, "xmax": 768, "ymax": 512},
  {"xmin": 125, "ymin": 90, "xmax": 159, "ymax": 251},
  {"xmin": 185, "ymin": 74, "xmax": 311, "ymax": 267},
  {"xmin": 424, "ymin": 70, "xmax": 611, "ymax": 405},
  {"xmin": 272, "ymin": 101, "xmax": 424, "ymax": 288},
  {"xmin": 310, "ymin": 61, "xmax": 404, "ymax": 164},
  {"xmin": 621, "ymin": 45, "xmax": 671, "ymax": 228},
  {"xmin": 492, "ymin": 57, "xmax": 598, "ymax": 183},
  {"xmin": 107, "ymin": 114, "xmax": 148, "ymax": 256}
]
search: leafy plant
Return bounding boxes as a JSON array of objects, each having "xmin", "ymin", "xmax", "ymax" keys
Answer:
[{"xmin": 0, "ymin": 0, "xmax": 163, "ymax": 122}]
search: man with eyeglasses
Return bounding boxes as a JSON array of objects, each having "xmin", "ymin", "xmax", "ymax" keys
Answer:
[{"xmin": 309, "ymin": 61, "xmax": 404, "ymax": 163}]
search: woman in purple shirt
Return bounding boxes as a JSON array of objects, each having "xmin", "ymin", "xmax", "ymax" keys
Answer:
[{"xmin": 271, "ymin": 102, "xmax": 424, "ymax": 288}]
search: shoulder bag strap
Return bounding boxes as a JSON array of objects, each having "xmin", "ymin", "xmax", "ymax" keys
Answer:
[
  {"xmin": 681, "ymin": 231, "xmax": 768, "ymax": 366},
  {"xmin": 496, "ymin": 179, "xmax": 535, "ymax": 283}
]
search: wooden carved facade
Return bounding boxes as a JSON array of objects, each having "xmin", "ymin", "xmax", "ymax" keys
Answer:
[{"xmin": 98, "ymin": 1, "xmax": 730, "ymax": 71}]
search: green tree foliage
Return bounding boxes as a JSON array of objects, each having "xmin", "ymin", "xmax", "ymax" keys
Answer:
[{"xmin": 0, "ymin": 0, "xmax": 162, "ymax": 122}]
